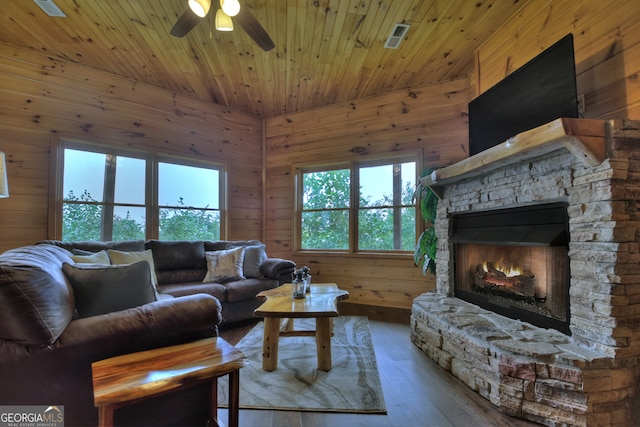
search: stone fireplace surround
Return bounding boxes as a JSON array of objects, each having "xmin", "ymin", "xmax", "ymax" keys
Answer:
[{"xmin": 410, "ymin": 119, "xmax": 640, "ymax": 426}]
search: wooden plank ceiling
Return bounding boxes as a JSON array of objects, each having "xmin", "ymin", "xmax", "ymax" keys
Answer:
[{"xmin": 0, "ymin": 0, "xmax": 524, "ymax": 118}]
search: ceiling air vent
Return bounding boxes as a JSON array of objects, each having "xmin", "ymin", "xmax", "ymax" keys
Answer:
[
  {"xmin": 33, "ymin": 0, "xmax": 67, "ymax": 17},
  {"xmin": 384, "ymin": 23, "xmax": 410, "ymax": 49}
]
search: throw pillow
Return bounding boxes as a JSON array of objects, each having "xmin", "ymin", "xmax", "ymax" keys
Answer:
[
  {"xmin": 107, "ymin": 249, "xmax": 159, "ymax": 293},
  {"xmin": 243, "ymin": 244, "xmax": 267, "ymax": 278},
  {"xmin": 71, "ymin": 250, "xmax": 110, "ymax": 264},
  {"xmin": 203, "ymin": 247, "xmax": 246, "ymax": 283},
  {"xmin": 62, "ymin": 261, "xmax": 157, "ymax": 318}
]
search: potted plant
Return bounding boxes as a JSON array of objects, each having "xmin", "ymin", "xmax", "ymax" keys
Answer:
[{"xmin": 414, "ymin": 167, "xmax": 438, "ymax": 275}]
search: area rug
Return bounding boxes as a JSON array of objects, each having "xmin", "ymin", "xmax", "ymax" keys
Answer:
[{"xmin": 217, "ymin": 316, "xmax": 387, "ymax": 414}]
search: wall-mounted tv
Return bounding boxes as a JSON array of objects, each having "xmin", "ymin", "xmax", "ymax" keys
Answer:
[{"xmin": 468, "ymin": 33, "xmax": 579, "ymax": 156}]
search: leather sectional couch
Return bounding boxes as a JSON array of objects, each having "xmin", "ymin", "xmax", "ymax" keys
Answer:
[
  {"xmin": 0, "ymin": 239, "xmax": 295, "ymax": 426},
  {"xmin": 41, "ymin": 238, "xmax": 296, "ymax": 325}
]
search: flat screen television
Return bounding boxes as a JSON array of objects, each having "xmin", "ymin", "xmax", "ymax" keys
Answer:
[{"xmin": 468, "ymin": 33, "xmax": 579, "ymax": 156}]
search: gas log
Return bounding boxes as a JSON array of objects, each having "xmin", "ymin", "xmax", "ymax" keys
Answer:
[{"xmin": 474, "ymin": 262, "xmax": 535, "ymax": 299}]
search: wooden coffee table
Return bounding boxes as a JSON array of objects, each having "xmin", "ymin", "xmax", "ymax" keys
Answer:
[
  {"xmin": 254, "ymin": 283, "xmax": 349, "ymax": 372},
  {"xmin": 91, "ymin": 337, "xmax": 247, "ymax": 427}
]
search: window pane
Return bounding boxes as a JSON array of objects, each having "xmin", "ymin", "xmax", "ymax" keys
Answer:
[
  {"xmin": 400, "ymin": 206, "xmax": 417, "ymax": 250},
  {"xmin": 359, "ymin": 162, "xmax": 416, "ymax": 207},
  {"xmin": 360, "ymin": 165, "xmax": 393, "ymax": 207},
  {"xmin": 62, "ymin": 202, "xmax": 103, "ymax": 241},
  {"xmin": 359, "ymin": 208, "xmax": 393, "ymax": 250},
  {"xmin": 401, "ymin": 162, "xmax": 417, "ymax": 204},
  {"xmin": 358, "ymin": 207, "xmax": 416, "ymax": 251},
  {"xmin": 63, "ymin": 149, "xmax": 105, "ymax": 201},
  {"xmin": 115, "ymin": 156, "xmax": 145, "ymax": 204},
  {"xmin": 301, "ymin": 210, "xmax": 349, "ymax": 249},
  {"xmin": 159, "ymin": 163, "xmax": 219, "ymax": 208},
  {"xmin": 159, "ymin": 208, "xmax": 220, "ymax": 241},
  {"xmin": 303, "ymin": 169, "xmax": 350, "ymax": 209},
  {"xmin": 113, "ymin": 206, "xmax": 146, "ymax": 241}
]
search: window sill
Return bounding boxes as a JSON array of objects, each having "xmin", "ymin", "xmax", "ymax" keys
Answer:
[{"xmin": 294, "ymin": 250, "xmax": 413, "ymax": 260}]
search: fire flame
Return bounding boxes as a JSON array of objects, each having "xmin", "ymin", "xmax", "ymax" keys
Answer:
[{"xmin": 482, "ymin": 260, "xmax": 522, "ymax": 277}]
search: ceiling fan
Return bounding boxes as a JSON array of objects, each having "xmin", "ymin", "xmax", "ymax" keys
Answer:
[{"xmin": 170, "ymin": 0, "xmax": 275, "ymax": 51}]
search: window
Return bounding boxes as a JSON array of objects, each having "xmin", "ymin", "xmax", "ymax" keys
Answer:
[
  {"xmin": 297, "ymin": 156, "xmax": 418, "ymax": 253},
  {"xmin": 158, "ymin": 162, "xmax": 221, "ymax": 241},
  {"xmin": 300, "ymin": 167, "xmax": 351, "ymax": 250},
  {"xmin": 56, "ymin": 141, "xmax": 225, "ymax": 241}
]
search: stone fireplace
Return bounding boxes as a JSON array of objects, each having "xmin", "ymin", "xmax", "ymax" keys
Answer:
[
  {"xmin": 451, "ymin": 202, "xmax": 570, "ymax": 334},
  {"xmin": 410, "ymin": 119, "xmax": 640, "ymax": 426}
]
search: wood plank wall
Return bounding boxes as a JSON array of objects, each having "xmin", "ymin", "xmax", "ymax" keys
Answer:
[
  {"xmin": 475, "ymin": 0, "xmax": 640, "ymax": 120},
  {"xmin": 264, "ymin": 79, "xmax": 472, "ymax": 308},
  {"xmin": 0, "ymin": 43, "xmax": 263, "ymax": 254}
]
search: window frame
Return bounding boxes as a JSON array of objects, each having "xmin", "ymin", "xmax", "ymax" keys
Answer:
[
  {"xmin": 294, "ymin": 151, "xmax": 422, "ymax": 256},
  {"xmin": 50, "ymin": 137, "xmax": 227, "ymax": 241}
]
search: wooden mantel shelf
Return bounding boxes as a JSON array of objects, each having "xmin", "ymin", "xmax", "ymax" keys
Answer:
[{"xmin": 421, "ymin": 118, "xmax": 606, "ymax": 199}]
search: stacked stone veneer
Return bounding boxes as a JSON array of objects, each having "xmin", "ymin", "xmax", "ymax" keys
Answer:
[{"xmin": 410, "ymin": 120, "xmax": 640, "ymax": 426}]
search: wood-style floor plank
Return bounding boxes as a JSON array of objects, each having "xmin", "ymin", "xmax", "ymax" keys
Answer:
[{"xmin": 217, "ymin": 306, "xmax": 537, "ymax": 427}]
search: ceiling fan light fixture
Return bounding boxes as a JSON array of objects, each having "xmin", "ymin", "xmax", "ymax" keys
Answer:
[
  {"xmin": 188, "ymin": 0, "xmax": 211, "ymax": 18},
  {"xmin": 220, "ymin": 0, "xmax": 240, "ymax": 17},
  {"xmin": 215, "ymin": 9, "xmax": 233, "ymax": 31}
]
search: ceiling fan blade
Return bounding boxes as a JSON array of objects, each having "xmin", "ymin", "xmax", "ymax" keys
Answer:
[
  {"xmin": 234, "ymin": 7, "xmax": 275, "ymax": 51},
  {"xmin": 170, "ymin": 9, "xmax": 202, "ymax": 37}
]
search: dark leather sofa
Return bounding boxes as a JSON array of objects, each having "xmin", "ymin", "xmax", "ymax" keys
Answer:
[
  {"xmin": 0, "ymin": 239, "xmax": 295, "ymax": 426},
  {"xmin": 41, "ymin": 239, "xmax": 296, "ymax": 325}
]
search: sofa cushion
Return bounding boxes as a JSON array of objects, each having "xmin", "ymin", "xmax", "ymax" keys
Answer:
[
  {"xmin": 243, "ymin": 244, "xmax": 267, "ymax": 278},
  {"xmin": 38, "ymin": 240, "xmax": 146, "ymax": 253},
  {"xmin": 204, "ymin": 241, "xmax": 234, "ymax": 252},
  {"xmin": 203, "ymin": 247, "xmax": 246, "ymax": 283},
  {"xmin": 224, "ymin": 278, "xmax": 279, "ymax": 303},
  {"xmin": 146, "ymin": 240, "xmax": 206, "ymax": 271},
  {"xmin": 157, "ymin": 282, "xmax": 227, "ymax": 302},
  {"xmin": 107, "ymin": 249, "xmax": 159, "ymax": 293},
  {"xmin": 71, "ymin": 250, "xmax": 110, "ymax": 264},
  {"xmin": 155, "ymin": 269, "xmax": 207, "ymax": 286},
  {"xmin": 203, "ymin": 240, "xmax": 262, "ymax": 252},
  {"xmin": 62, "ymin": 261, "xmax": 157, "ymax": 318},
  {"xmin": 0, "ymin": 244, "xmax": 75, "ymax": 347}
]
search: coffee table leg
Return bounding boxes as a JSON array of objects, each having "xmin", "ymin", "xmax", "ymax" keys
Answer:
[
  {"xmin": 262, "ymin": 317, "xmax": 280, "ymax": 371},
  {"xmin": 316, "ymin": 317, "xmax": 332, "ymax": 371},
  {"xmin": 228, "ymin": 370, "xmax": 240, "ymax": 427}
]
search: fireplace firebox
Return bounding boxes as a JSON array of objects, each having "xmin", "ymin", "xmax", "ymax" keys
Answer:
[{"xmin": 451, "ymin": 202, "xmax": 570, "ymax": 334}]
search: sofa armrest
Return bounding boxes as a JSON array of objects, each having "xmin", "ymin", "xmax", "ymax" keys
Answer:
[
  {"xmin": 0, "ymin": 293, "xmax": 222, "ymax": 427},
  {"xmin": 55, "ymin": 293, "xmax": 222, "ymax": 358},
  {"xmin": 261, "ymin": 258, "xmax": 296, "ymax": 284}
]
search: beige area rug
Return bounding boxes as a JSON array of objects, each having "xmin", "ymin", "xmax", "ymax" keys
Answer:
[{"xmin": 218, "ymin": 316, "xmax": 387, "ymax": 414}]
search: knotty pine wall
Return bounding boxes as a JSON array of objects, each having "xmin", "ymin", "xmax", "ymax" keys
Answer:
[
  {"xmin": 264, "ymin": 79, "xmax": 472, "ymax": 308},
  {"xmin": 475, "ymin": 0, "xmax": 640, "ymax": 120},
  {"xmin": 0, "ymin": 43, "xmax": 263, "ymax": 254}
]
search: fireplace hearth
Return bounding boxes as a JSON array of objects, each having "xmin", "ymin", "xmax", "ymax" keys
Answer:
[{"xmin": 451, "ymin": 203, "xmax": 570, "ymax": 333}]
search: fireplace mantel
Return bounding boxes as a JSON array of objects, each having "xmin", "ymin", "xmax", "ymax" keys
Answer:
[{"xmin": 422, "ymin": 118, "xmax": 606, "ymax": 198}]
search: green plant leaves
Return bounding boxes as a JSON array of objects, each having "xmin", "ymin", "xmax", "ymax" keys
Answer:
[
  {"xmin": 413, "ymin": 167, "xmax": 438, "ymax": 275},
  {"xmin": 415, "ymin": 227, "xmax": 437, "ymax": 275}
]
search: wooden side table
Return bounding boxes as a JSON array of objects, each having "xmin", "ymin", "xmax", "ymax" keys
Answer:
[{"xmin": 92, "ymin": 337, "xmax": 246, "ymax": 427}]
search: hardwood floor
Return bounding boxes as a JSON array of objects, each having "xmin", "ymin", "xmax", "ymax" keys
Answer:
[{"xmin": 217, "ymin": 305, "xmax": 537, "ymax": 427}]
